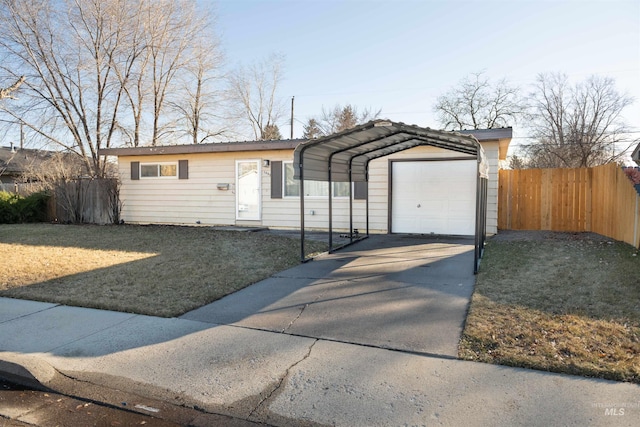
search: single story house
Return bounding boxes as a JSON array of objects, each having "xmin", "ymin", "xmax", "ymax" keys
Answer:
[
  {"xmin": 0, "ymin": 144, "xmax": 51, "ymax": 184},
  {"xmin": 99, "ymin": 121, "xmax": 512, "ymax": 236}
]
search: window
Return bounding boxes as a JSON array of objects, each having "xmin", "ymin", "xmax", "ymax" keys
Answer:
[
  {"xmin": 283, "ymin": 162, "xmax": 350, "ymax": 198},
  {"xmin": 140, "ymin": 162, "xmax": 177, "ymax": 178}
]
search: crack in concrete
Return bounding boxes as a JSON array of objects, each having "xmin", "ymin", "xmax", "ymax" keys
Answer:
[
  {"xmin": 247, "ymin": 339, "xmax": 318, "ymax": 420},
  {"xmin": 281, "ymin": 303, "xmax": 308, "ymax": 333}
]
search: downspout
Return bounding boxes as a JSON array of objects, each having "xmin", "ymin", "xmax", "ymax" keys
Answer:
[
  {"xmin": 474, "ymin": 156, "xmax": 481, "ymax": 274},
  {"xmin": 635, "ymin": 193, "xmax": 639, "ymax": 248}
]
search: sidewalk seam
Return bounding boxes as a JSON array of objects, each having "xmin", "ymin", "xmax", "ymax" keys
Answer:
[
  {"xmin": 0, "ymin": 303, "xmax": 61, "ymax": 325},
  {"xmin": 45, "ymin": 313, "xmax": 139, "ymax": 353}
]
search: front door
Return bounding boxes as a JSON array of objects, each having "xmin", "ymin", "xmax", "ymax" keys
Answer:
[{"xmin": 236, "ymin": 160, "xmax": 261, "ymax": 220}]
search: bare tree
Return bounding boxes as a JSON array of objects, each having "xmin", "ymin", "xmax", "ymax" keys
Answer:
[
  {"xmin": 169, "ymin": 31, "xmax": 227, "ymax": 144},
  {"xmin": 228, "ymin": 53, "xmax": 285, "ymax": 141},
  {"xmin": 0, "ymin": 76, "xmax": 25, "ymax": 100},
  {"xmin": 434, "ymin": 71, "xmax": 524, "ymax": 130},
  {"xmin": 0, "ymin": 0, "xmax": 221, "ymax": 175},
  {"xmin": 524, "ymin": 73, "xmax": 634, "ymax": 168}
]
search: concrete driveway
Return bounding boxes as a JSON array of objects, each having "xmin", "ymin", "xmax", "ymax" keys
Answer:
[{"xmin": 182, "ymin": 234, "xmax": 476, "ymax": 357}]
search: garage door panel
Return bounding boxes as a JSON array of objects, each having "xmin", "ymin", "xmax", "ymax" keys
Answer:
[{"xmin": 391, "ymin": 160, "xmax": 476, "ymax": 235}]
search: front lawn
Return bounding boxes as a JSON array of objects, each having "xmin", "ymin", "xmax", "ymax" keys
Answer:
[
  {"xmin": 0, "ymin": 224, "xmax": 327, "ymax": 317},
  {"xmin": 460, "ymin": 232, "xmax": 640, "ymax": 383}
]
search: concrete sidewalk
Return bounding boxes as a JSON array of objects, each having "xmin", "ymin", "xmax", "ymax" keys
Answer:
[
  {"xmin": 1, "ymin": 298, "xmax": 639, "ymax": 426},
  {"xmin": 1, "ymin": 234, "xmax": 639, "ymax": 426}
]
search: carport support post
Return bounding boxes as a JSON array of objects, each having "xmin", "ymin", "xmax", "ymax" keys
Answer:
[
  {"xmin": 349, "ymin": 165, "xmax": 354, "ymax": 243},
  {"xmin": 300, "ymin": 163, "xmax": 306, "ymax": 262},
  {"xmin": 328, "ymin": 165, "xmax": 333, "ymax": 251}
]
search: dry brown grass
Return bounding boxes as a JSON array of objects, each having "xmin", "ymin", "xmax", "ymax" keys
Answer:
[
  {"xmin": 0, "ymin": 224, "xmax": 327, "ymax": 317},
  {"xmin": 460, "ymin": 232, "xmax": 640, "ymax": 383}
]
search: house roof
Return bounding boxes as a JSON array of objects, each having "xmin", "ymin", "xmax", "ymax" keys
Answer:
[
  {"xmin": 99, "ymin": 140, "xmax": 303, "ymax": 156},
  {"xmin": 294, "ymin": 120, "xmax": 489, "ymax": 182},
  {"xmin": 98, "ymin": 127, "xmax": 512, "ymax": 161}
]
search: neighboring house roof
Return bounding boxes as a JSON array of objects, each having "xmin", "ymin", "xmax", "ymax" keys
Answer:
[
  {"xmin": 0, "ymin": 146, "xmax": 88, "ymax": 181},
  {"xmin": 0, "ymin": 145, "xmax": 55, "ymax": 177},
  {"xmin": 98, "ymin": 126, "xmax": 513, "ymax": 160}
]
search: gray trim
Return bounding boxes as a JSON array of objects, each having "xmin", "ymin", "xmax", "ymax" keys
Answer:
[
  {"xmin": 389, "ymin": 156, "xmax": 475, "ymax": 163},
  {"xmin": 271, "ymin": 160, "xmax": 283, "ymax": 199},
  {"xmin": 99, "ymin": 140, "xmax": 302, "ymax": 157},
  {"xmin": 131, "ymin": 161, "xmax": 139, "ymax": 180},
  {"xmin": 178, "ymin": 160, "xmax": 188, "ymax": 179}
]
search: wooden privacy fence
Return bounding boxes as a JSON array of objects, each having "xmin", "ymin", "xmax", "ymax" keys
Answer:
[
  {"xmin": 1, "ymin": 179, "xmax": 119, "ymax": 225},
  {"xmin": 499, "ymin": 163, "xmax": 640, "ymax": 248}
]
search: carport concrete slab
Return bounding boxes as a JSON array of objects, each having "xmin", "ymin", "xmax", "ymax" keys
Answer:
[
  {"xmin": 0, "ymin": 298, "xmax": 58, "ymax": 324},
  {"xmin": 0, "ymin": 305, "xmax": 137, "ymax": 353},
  {"xmin": 261, "ymin": 339, "xmax": 640, "ymax": 427}
]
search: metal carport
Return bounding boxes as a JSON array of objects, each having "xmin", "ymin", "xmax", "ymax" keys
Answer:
[{"xmin": 293, "ymin": 119, "xmax": 489, "ymax": 273}]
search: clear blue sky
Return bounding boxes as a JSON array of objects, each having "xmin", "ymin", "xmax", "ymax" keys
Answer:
[{"xmin": 215, "ymin": 0, "xmax": 640, "ymax": 155}]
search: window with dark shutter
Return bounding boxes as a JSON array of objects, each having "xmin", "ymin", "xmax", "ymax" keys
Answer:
[
  {"xmin": 354, "ymin": 181, "xmax": 368, "ymax": 200},
  {"xmin": 271, "ymin": 161, "xmax": 282, "ymax": 199},
  {"xmin": 179, "ymin": 160, "xmax": 188, "ymax": 179},
  {"xmin": 131, "ymin": 161, "xmax": 140, "ymax": 180}
]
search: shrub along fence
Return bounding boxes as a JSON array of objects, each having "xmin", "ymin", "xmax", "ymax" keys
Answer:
[
  {"xmin": 499, "ymin": 163, "xmax": 640, "ymax": 248},
  {"xmin": 0, "ymin": 178, "xmax": 120, "ymax": 225}
]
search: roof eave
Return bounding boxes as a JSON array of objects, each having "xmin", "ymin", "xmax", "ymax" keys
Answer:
[{"xmin": 99, "ymin": 140, "xmax": 303, "ymax": 157}]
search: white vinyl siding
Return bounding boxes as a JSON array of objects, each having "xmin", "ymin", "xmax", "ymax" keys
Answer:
[{"xmin": 117, "ymin": 143, "xmax": 502, "ymax": 234}]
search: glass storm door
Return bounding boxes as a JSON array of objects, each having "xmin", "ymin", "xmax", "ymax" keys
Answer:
[{"xmin": 236, "ymin": 160, "xmax": 261, "ymax": 220}]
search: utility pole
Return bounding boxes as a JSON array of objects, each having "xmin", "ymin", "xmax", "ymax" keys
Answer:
[{"xmin": 290, "ymin": 96, "xmax": 295, "ymax": 139}]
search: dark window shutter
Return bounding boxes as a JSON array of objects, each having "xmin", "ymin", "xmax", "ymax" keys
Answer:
[
  {"xmin": 354, "ymin": 181, "xmax": 368, "ymax": 200},
  {"xmin": 131, "ymin": 161, "xmax": 140, "ymax": 180},
  {"xmin": 271, "ymin": 161, "xmax": 282, "ymax": 199},
  {"xmin": 178, "ymin": 160, "xmax": 188, "ymax": 179}
]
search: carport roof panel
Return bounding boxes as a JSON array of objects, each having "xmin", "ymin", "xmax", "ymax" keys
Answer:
[{"xmin": 294, "ymin": 120, "xmax": 487, "ymax": 182}]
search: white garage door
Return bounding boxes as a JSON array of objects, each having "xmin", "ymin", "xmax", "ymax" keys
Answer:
[{"xmin": 391, "ymin": 160, "xmax": 477, "ymax": 235}]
